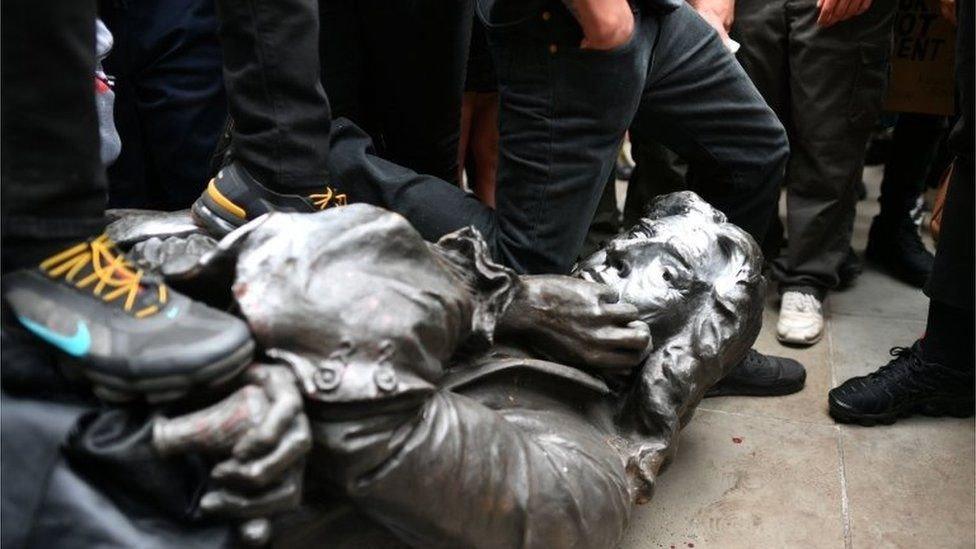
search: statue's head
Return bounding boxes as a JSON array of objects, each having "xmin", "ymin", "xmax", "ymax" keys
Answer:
[
  {"xmin": 576, "ymin": 192, "xmax": 765, "ymax": 499},
  {"xmin": 575, "ymin": 191, "xmax": 764, "ymax": 352}
]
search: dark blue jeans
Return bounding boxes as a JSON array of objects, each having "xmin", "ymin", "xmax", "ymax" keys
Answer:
[
  {"xmin": 101, "ymin": 0, "xmax": 228, "ymax": 210},
  {"xmin": 336, "ymin": 1, "xmax": 787, "ymax": 274}
]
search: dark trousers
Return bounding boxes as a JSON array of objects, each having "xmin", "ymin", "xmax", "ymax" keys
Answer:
[
  {"xmin": 733, "ymin": 0, "xmax": 896, "ymax": 296},
  {"xmin": 926, "ymin": 0, "xmax": 974, "ymax": 313},
  {"xmin": 215, "ymin": 0, "xmax": 332, "ymax": 190},
  {"xmin": 100, "ymin": 0, "xmax": 228, "ymax": 210},
  {"xmin": 581, "ymin": 139, "xmax": 685, "ymax": 258},
  {"xmin": 494, "ymin": 2, "xmax": 785, "ymax": 273},
  {"xmin": 339, "ymin": 1, "xmax": 787, "ymax": 274},
  {"xmin": 1, "ymin": 0, "xmax": 107, "ymax": 272},
  {"xmin": 319, "ymin": 0, "xmax": 474, "ymax": 185},
  {"xmin": 877, "ymin": 113, "xmax": 948, "ymax": 225}
]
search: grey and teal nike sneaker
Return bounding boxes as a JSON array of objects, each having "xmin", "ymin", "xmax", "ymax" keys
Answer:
[
  {"xmin": 3, "ymin": 234, "xmax": 254, "ymax": 402},
  {"xmin": 192, "ymin": 162, "xmax": 347, "ymax": 237}
]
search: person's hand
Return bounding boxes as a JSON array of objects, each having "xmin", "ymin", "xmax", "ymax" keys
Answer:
[
  {"xmin": 688, "ymin": 0, "xmax": 735, "ymax": 43},
  {"xmin": 940, "ymin": 0, "xmax": 956, "ymax": 25},
  {"xmin": 498, "ymin": 275, "xmax": 651, "ymax": 371},
  {"xmin": 565, "ymin": 0, "xmax": 635, "ymax": 50},
  {"xmin": 816, "ymin": 0, "xmax": 872, "ymax": 27},
  {"xmin": 153, "ymin": 364, "xmax": 311, "ymax": 547}
]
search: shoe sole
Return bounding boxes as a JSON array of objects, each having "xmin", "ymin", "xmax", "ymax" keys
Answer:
[
  {"xmin": 705, "ymin": 379, "xmax": 806, "ymax": 398},
  {"xmin": 829, "ymin": 397, "xmax": 975, "ymax": 426},
  {"xmin": 776, "ymin": 329, "xmax": 823, "ymax": 347},
  {"xmin": 192, "ymin": 185, "xmax": 246, "ymax": 238},
  {"xmin": 69, "ymin": 339, "xmax": 255, "ymax": 404}
]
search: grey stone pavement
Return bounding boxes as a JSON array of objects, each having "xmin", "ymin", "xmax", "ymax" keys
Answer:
[{"xmin": 619, "ymin": 166, "xmax": 975, "ymax": 548}]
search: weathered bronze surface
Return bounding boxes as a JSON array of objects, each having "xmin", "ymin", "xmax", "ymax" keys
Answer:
[{"xmin": 115, "ymin": 192, "xmax": 764, "ymax": 547}]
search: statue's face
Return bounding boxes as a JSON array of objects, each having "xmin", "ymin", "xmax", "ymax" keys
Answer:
[{"xmin": 574, "ymin": 215, "xmax": 725, "ymax": 328}]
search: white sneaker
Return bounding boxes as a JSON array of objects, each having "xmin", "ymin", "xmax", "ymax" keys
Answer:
[{"xmin": 777, "ymin": 291, "xmax": 824, "ymax": 346}]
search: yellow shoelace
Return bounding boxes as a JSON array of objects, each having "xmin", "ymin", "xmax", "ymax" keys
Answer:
[
  {"xmin": 309, "ymin": 187, "xmax": 348, "ymax": 210},
  {"xmin": 39, "ymin": 234, "xmax": 167, "ymax": 318}
]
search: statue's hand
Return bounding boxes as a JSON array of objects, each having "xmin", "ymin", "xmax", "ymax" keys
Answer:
[
  {"xmin": 152, "ymin": 364, "xmax": 311, "ymax": 547},
  {"xmin": 129, "ymin": 234, "xmax": 218, "ymax": 279},
  {"xmin": 498, "ymin": 275, "xmax": 651, "ymax": 371}
]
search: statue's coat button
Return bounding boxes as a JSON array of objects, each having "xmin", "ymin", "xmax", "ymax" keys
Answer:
[
  {"xmin": 374, "ymin": 368, "xmax": 398, "ymax": 392},
  {"xmin": 314, "ymin": 365, "xmax": 341, "ymax": 391}
]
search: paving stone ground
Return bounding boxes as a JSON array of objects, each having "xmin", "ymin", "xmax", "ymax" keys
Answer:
[{"xmin": 618, "ymin": 165, "xmax": 975, "ymax": 549}]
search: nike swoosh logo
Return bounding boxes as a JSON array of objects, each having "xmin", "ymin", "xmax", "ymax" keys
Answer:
[{"xmin": 18, "ymin": 316, "xmax": 91, "ymax": 357}]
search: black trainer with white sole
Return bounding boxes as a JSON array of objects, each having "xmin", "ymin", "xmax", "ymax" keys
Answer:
[
  {"xmin": 3, "ymin": 234, "xmax": 254, "ymax": 402},
  {"xmin": 192, "ymin": 161, "xmax": 347, "ymax": 237}
]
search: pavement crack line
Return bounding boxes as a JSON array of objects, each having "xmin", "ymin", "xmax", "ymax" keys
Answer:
[
  {"xmin": 828, "ymin": 300, "xmax": 853, "ymax": 549},
  {"xmin": 836, "ymin": 429, "xmax": 853, "ymax": 549}
]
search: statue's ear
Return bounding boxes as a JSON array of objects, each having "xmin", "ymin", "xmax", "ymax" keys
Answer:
[
  {"xmin": 692, "ymin": 290, "xmax": 734, "ymax": 359},
  {"xmin": 691, "ymin": 275, "xmax": 764, "ymax": 382}
]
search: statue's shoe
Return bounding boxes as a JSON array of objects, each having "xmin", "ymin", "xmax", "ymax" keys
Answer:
[
  {"xmin": 705, "ymin": 349, "xmax": 806, "ymax": 397},
  {"xmin": 3, "ymin": 234, "xmax": 253, "ymax": 402},
  {"xmin": 192, "ymin": 161, "xmax": 347, "ymax": 236}
]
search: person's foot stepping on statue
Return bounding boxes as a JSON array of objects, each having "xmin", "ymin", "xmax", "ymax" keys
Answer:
[
  {"xmin": 3, "ymin": 233, "xmax": 254, "ymax": 402},
  {"xmin": 193, "ymin": 161, "xmax": 347, "ymax": 236}
]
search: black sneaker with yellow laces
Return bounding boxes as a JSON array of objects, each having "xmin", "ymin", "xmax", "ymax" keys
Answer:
[
  {"xmin": 192, "ymin": 161, "xmax": 347, "ymax": 236},
  {"xmin": 2, "ymin": 234, "xmax": 254, "ymax": 402}
]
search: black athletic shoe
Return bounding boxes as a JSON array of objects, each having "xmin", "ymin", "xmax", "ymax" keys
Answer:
[
  {"xmin": 865, "ymin": 215, "xmax": 934, "ymax": 288},
  {"xmin": 829, "ymin": 343, "xmax": 974, "ymax": 426},
  {"xmin": 192, "ymin": 161, "xmax": 347, "ymax": 236},
  {"xmin": 3, "ymin": 234, "xmax": 254, "ymax": 402},
  {"xmin": 705, "ymin": 349, "xmax": 807, "ymax": 397}
]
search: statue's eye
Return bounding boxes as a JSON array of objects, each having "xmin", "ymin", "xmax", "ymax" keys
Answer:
[
  {"xmin": 612, "ymin": 257, "xmax": 631, "ymax": 277},
  {"xmin": 662, "ymin": 266, "xmax": 683, "ymax": 285}
]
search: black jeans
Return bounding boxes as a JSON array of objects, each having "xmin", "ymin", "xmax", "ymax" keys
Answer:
[
  {"xmin": 1, "ymin": 0, "xmax": 107, "ymax": 272},
  {"xmin": 338, "ymin": 1, "xmax": 787, "ymax": 274},
  {"xmin": 101, "ymin": 0, "xmax": 228, "ymax": 210},
  {"xmin": 319, "ymin": 0, "xmax": 474, "ymax": 185},
  {"xmin": 215, "ymin": 0, "xmax": 332, "ymax": 191}
]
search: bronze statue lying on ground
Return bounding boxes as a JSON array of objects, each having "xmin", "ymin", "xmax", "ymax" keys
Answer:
[{"xmin": 106, "ymin": 191, "xmax": 764, "ymax": 547}]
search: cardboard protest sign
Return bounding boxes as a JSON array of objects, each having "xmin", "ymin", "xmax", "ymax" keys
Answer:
[{"xmin": 883, "ymin": 0, "xmax": 956, "ymax": 116}]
